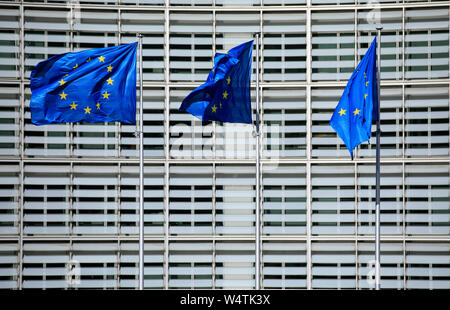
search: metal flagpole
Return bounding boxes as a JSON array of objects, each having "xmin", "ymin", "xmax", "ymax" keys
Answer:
[
  {"xmin": 375, "ymin": 26, "xmax": 383, "ymax": 291},
  {"xmin": 254, "ymin": 32, "xmax": 261, "ymax": 290},
  {"xmin": 138, "ymin": 33, "xmax": 145, "ymax": 290}
]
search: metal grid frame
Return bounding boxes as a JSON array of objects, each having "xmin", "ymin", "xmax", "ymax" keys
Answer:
[{"xmin": 0, "ymin": 0, "xmax": 449, "ymax": 290}]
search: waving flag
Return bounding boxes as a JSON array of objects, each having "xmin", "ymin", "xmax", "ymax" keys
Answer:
[{"xmin": 179, "ymin": 40, "xmax": 253, "ymax": 124}]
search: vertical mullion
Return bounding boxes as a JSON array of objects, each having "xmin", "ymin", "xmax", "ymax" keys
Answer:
[
  {"xmin": 117, "ymin": 162, "xmax": 121, "ymax": 289},
  {"xmin": 354, "ymin": 161, "xmax": 359, "ymax": 289},
  {"xmin": 258, "ymin": 7, "xmax": 263, "ymax": 290},
  {"xmin": 69, "ymin": 2, "xmax": 75, "ymax": 159},
  {"xmin": 117, "ymin": 8, "xmax": 122, "ymax": 159},
  {"xmin": 213, "ymin": 8, "xmax": 216, "ymax": 161}
]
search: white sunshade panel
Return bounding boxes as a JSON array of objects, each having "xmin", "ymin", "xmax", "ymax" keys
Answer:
[
  {"xmin": 262, "ymin": 164, "xmax": 307, "ymax": 235},
  {"xmin": 215, "ymin": 241, "xmax": 255, "ymax": 289},
  {"xmin": 311, "ymin": 11, "xmax": 356, "ymax": 82},
  {"xmin": 311, "ymin": 241, "xmax": 357, "ymax": 289},
  {"xmin": 405, "ymin": 163, "xmax": 450, "ymax": 235},
  {"xmin": 405, "ymin": 242, "xmax": 450, "ymax": 289},
  {"xmin": 169, "ymin": 12, "xmax": 213, "ymax": 83},
  {"xmin": 0, "ymin": 242, "xmax": 19, "ymax": 289},
  {"xmin": 357, "ymin": 242, "xmax": 405, "ymax": 289},
  {"xmin": 215, "ymin": 165, "xmax": 256, "ymax": 235},
  {"xmin": 0, "ymin": 6, "xmax": 20, "ymax": 79},
  {"xmin": 23, "ymin": 163, "xmax": 71, "ymax": 235},
  {"xmin": 405, "ymin": 8, "xmax": 449, "ymax": 80},
  {"xmin": 168, "ymin": 241, "xmax": 213, "ymax": 289},
  {"xmin": 311, "ymin": 164, "xmax": 356, "ymax": 235},
  {"xmin": 0, "ymin": 85, "xmax": 20, "ymax": 157}
]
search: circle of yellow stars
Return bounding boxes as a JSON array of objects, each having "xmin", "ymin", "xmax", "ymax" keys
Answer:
[
  {"xmin": 57, "ymin": 54, "xmax": 114, "ymax": 116},
  {"xmin": 210, "ymin": 74, "xmax": 232, "ymax": 113}
]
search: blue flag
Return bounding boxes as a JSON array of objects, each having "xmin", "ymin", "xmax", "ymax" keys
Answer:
[
  {"xmin": 329, "ymin": 37, "xmax": 379, "ymax": 159},
  {"xmin": 30, "ymin": 42, "xmax": 137, "ymax": 125},
  {"xmin": 179, "ymin": 40, "xmax": 253, "ymax": 124}
]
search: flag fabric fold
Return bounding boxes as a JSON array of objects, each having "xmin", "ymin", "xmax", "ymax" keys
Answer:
[
  {"xmin": 30, "ymin": 42, "xmax": 137, "ymax": 125},
  {"xmin": 179, "ymin": 40, "xmax": 254, "ymax": 124},
  {"xmin": 329, "ymin": 37, "xmax": 379, "ymax": 159}
]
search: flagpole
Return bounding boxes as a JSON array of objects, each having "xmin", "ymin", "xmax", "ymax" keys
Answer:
[
  {"xmin": 254, "ymin": 32, "xmax": 261, "ymax": 290},
  {"xmin": 375, "ymin": 26, "xmax": 382, "ymax": 291},
  {"xmin": 138, "ymin": 33, "xmax": 145, "ymax": 291}
]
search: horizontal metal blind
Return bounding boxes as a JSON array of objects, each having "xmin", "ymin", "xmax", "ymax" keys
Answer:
[
  {"xmin": 0, "ymin": 85, "xmax": 20, "ymax": 157},
  {"xmin": 357, "ymin": 164, "xmax": 403, "ymax": 235},
  {"xmin": 405, "ymin": 8, "xmax": 449, "ymax": 79},
  {"xmin": 262, "ymin": 241, "xmax": 307, "ymax": 289},
  {"xmin": 169, "ymin": 165, "xmax": 213, "ymax": 235},
  {"xmin": 169, "ymin": 241, "xmax": 213, "ymax": 289},
  {"xmin": 312, "ymin": 11, "xmax": 355, "ymax": 81},
  {"xmin": 312, "ymin": 241, "xmax": 356, "ymax": 289},
  {"xmin": 262, "ymin": 11, "xmax": 306, "ymax": 82},
  {"xmin": 0, "ymin": 163, "xmax": 20, "ymax": 235},
  {"xmin": 405, "ymin": 163, "xmax": 449, "ymax": 235},
  {"xmin": 312, "ymin": 164, "xmax": 355, "ymax": 235}
]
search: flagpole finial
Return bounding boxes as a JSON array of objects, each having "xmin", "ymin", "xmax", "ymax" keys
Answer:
[
  {"xmin": 376, "ymin": 26, "xmax": 383, "ymax": 31},
  {"xmin": 138, "ymin": 33, "xmax": 143, "ymax": 38}
]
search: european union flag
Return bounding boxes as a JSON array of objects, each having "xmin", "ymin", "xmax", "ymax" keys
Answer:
[
  {"xmin": 179, "ymin": 40, "xmax": 253, "ymax": 124},
  {"xmin": 329, "ymin": 37, "xmax": 379, "ymax": 159},
  {"xmin": 30, "ymin": 42, "xmax": 137, "ymax": 125}
]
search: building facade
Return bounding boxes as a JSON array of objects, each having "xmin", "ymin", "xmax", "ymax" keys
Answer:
[{"xmin": 0, "ymin": 0, "xmax": 449, "ymax": 289}]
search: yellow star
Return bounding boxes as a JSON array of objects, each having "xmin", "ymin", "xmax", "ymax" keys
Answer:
[
  {"xmin": 366, "ymin": 81, "xmax": 369, "ymax": 87},
  {"xmin": 59, "ymin": 91, "xmax": 68, "ymax": 100},
  {"xmin": 98, "ymin": 56, "xmax": 105, "ymax": 63},
  {"xmin": 107, "ymin": 65, "xmax": 113, "ymax": 72},
  {"xmin": 84, "ymin": 106, "xmax": 91, "ymax": 114},
  {"xmin": 70, "ymin": 102, "xmax": 77, "ymax": 110},
  {"xmin": 102, "ymin": 91, "xmax": 110, "ymax": 99},
  {"xmin": 227, "ymin": 77, "xmax": 231, "ymax": 85},
  {"xmin": 353, "ymin": 108, "xmax": 360, "ymax": 116},
  {"xmin": 106, "ymin": 77, "xmax": 114, "ymax": 85},
  {"xmin": 364, "ymin": 93, "xmax": 368, "ymax": 100},
  {"xmin": 58, "ymin": 79, "xmax": 66, "ymax": 86},
  {"xmin": 222, "ymin": 91, "xmax": 228, "ymax": 99},
  {"xmin": 211, "ymin": 105, "xmax": 217, "ymax": 113},
  {"xmin": 338, "ymin": 108, "xmax": 346, "ymax": 116},
  {"xmin": 86, "ymin": 57, "xmax": 91, "ymax": 62},
  {"xmin": 63, "ymin": 74, "xmax": 68, "ymax": 77},
  {"xmin": 96, "ymin": 103, "xmax": 101, "ymax": 110},
  {"xmin": 220, "ymin": 102, "xmax": 222, "ymax": 109},
  {"xmin": 73, "ymin": 63, "xmax": 78, "ymax": 69}
]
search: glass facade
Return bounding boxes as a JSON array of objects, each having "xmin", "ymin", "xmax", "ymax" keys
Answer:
[{"xmin": 0, "ymin": 0, "xmax": 449, "ymax": 289}]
